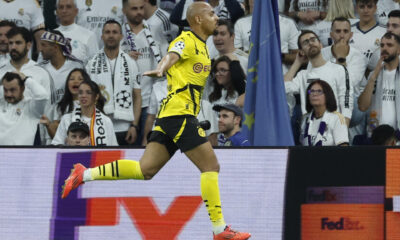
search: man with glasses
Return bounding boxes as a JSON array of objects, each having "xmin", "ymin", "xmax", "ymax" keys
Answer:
[{"xmin": 284, "ymin": 30, "xmax": 353, "ymax": 126}]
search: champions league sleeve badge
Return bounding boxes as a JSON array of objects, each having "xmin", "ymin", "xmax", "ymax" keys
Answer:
[{"xmin": 116, "ymin": 90, "xmax": 132, "ymax": 109}]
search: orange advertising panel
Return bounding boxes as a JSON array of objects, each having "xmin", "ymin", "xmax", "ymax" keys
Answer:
[
  {"xmin": 386, "ymin": 149, "xmax": 400, "ymax": 197},
  {"xmin": 301, "ymin": 204, "xmax": 383, "ymax": 240}
]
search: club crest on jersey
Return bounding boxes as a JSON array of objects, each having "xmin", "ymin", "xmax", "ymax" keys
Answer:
[
  {"xmin": 112, "ymin": 6, "xmax": 118, "ymax": 14},
  {"xmin": 86, "ymin": 0, "xmax": 92, "ymax": 10},
  {"xmin": 18, "ymin": 8, "xmax": 24, "ymax": 16},
  {"xmin": 375, "ymin": 38, "xmax": 380, "ymax": 47}
]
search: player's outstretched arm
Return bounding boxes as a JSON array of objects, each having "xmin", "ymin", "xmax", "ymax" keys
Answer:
[{"xmin": 143, "ymin": 53, "xmax": 180, "ymax": 78}]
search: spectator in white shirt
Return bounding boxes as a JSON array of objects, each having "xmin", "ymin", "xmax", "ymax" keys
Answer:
[
  {"xmin": 300, "ymin": 79, "xmax": 349, "ymax": 146},
  {"xmin": 0, "ymin": 72, "xmax": 48, "ymax": 145},
  {"xmin": 0, "ymin": 21, "xmax": 16, "ymax": 66},
  {"xmin": 55, "ymin": 0, "xmax": 99, "ymax": 64},
  {"xmin": 284, "ymin": 30, "xmax": 353, "ymax": 126}
]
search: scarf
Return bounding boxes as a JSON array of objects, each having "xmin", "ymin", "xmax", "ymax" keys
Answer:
[
  {"xmin": 368, "ymin": 65, "xmax": 400, "ymax": 135},
  {"xmin": 88, "ymin": 49, "xmax": 134, "ymax": 121},
  {"xmin": 303, "ymin": 111, "xmax": 328, "ymax": 146},
  {"xmin": 72, "ymin": 107, "xmax": 107, "ymax": 146},
  {"xmin": 124, "ymin": 20, "xmax": 162, "ymax": 63},
  {"xmin": 40, "ymin": 31, "xmax": 74, "ymax": 58}
]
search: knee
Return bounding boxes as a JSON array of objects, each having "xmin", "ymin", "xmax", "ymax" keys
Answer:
[
  {"xmin": 142, "ymin": 171, "xmax": 155, "ymax": 180},
  {"xmin": 201, "ymin": 162, "xmax": 220, "ymax": 173}
]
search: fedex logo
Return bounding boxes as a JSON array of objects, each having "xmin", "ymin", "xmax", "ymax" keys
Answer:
[
  {"xmin": 321, "ymin": 217, "xmax": 364, "ymax": 230},
  {"xmin": 50, "ymin": 151, "xmax": 202, "ymax": 240},
  {"xmin": 307, "ymin": 190, "xmax": 337, "ymax": 202}
]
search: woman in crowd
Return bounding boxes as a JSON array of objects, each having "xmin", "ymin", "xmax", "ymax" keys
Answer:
[
  {"xmin": 52, "ymin": 79, "xmax": 118, "ymax": 146},
  {"xmin": 289, "ymin": 0, "xmax": 328, "ymax": 31},
  {"xmin": 300, "ymin": 80, "xmax": 349, "ymax": 146},
  {"xmin": 208, "ymin": 55, "xmax": 246, "ymax": 107},
  {"xmin": 41, "ymin": 68, "xmax": 87, "ymax": 140},
  {"xmin": 315, "ymin": 0, "xmax": 358, "ymax": 46}
]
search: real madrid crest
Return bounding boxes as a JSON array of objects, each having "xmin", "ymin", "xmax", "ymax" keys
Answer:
[
  {"xmin": 16, "ymin": 108, "xmax": 21, "ymax": 116},
  {"xmin": 85, "ymin": 0, "xmax": 92, "ymax": 11},
  {"xmin": 375, "ymin": 38, "xmax": 380, "ymax": 47},
  {"xmin": 112, "ymin": 6, "xmax": 117, "ymax": 14},
  {"xmin": 18, "ymin": 8, "xmax": 24, "ymax": 16}
]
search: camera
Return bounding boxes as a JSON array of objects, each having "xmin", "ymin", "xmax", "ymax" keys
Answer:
[{"xmin": 199, "ymin": 120, "xmax": 211, "ymax": 130}]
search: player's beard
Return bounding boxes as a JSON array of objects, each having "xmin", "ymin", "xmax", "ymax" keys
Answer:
[
  {"xmin": 383, "ymin": 52, "xmax": 398, "ymax": 63},
  {"xmin": 10, "ymin": 47, "xmax": 28, "ymax": 62}
]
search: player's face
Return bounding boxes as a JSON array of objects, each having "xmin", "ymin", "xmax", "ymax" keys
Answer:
[
  {"xmin": 308, "ymin": 83, "xmax": 326, "ymax": 107},
  {"xmin": 356, "ymin": 1, "xmax": 377, "ymax": 23},
  {"xmin": 214, "ymin": 61, "xmax": 231, "ymax": 87},
  {"xmin": 40, "ymin": 40, "xmax": 56, "ymax": 60},
  {"xmin": 200, "ymin": 5, "xmax": 219, "ymax": 36},
  {"xmin": 102, "ymin": 23, "xmax": 123, "ymax": 50},
  {"xmin": 300, "ymin": 33, "xmax": 321, "ymax": 59},
  {"xmin": 56, "ymin": 0, "xmax": 78, "ymax": 26},
  {"xmin": 3, "ymin": 78, "xmax": 23, "ymax": 104},
  {"xmin": 213, "ymin": 25, "xmax": 233, "ymax": 53},
  {"xmin": 123, "ymin": 0, "xmax": 145, "ymax": 25},
  {"xmin": 8, "ymin": 34, "xmax": 30, "ymax": 62},
  {"xmin": 380, "ymin": 36, "xmax": 400, "ymax": 63},
  {"xmin": 0, "ymin": 25, "xmax": 12, "ymax": 54},
  {"xmin": 68, "ymin": 71, "xmax": 84, "ymax": 97},
  {"xmin": 330, "ymin": 21, "xmax": 353, "ymax": 44},
  {"xmin": 67, "ymin": 131, "xmax": 90, "ymax": 146},
  {"xmin": 218, "ymin": 109, "xmax": 237, "ymax": 135},
  {"xmin": 387, "ymin": 17, "xmax": 400, "ymax": 36},
  {"xmin": 78, "ymin": 83, "xmax": 98, "ymax": 108}
]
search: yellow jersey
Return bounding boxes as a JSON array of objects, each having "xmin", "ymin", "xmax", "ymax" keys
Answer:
[{"xmin": 157, "ymin": 31, "xmax": 211, "ymax": 118}]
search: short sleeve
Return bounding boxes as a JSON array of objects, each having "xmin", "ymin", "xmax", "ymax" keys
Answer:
[
  {"xmin": 168, "ymin": 37, "xmax": 190, "ymax": 59},
  {"xmin": 30, "ymin": 0, "xmax": 45, "ymax": 31},
  {"xmin": 332, "ymin": 113, "xmax": 349, "ymax": 145}
]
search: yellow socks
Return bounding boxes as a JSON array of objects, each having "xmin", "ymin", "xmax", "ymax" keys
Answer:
[
  {"xmin": 200, "ymin": 172, "xmax": 226, "ymax": 234},
  {"xmin": 85, "ymin": 159, "xmax": 144, "ymax": 181}
]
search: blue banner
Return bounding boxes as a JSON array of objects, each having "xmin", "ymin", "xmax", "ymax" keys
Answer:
[{"xmin": 242, "ymin": 0, "xmax": 294, "ymax": 146}]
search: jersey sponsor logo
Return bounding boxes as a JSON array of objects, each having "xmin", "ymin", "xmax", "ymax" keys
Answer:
[
  {"xmin": 193, "ymin": 63, "xmax": 211, "ymax": 73},
  {"xmin": 193, "ymin": 63, "xmax": 203, "ymax": 73},
  {"xmin": 321, "ymin": 217, "xmax": 364, "ymax": 230}
]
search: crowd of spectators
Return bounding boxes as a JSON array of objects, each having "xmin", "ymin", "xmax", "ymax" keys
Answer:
[{"xmin": 0, "ymin": 0, "xmax": 399, "ymax": 146}]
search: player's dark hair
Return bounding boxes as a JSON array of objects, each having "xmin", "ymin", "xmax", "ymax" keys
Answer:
[
  {"xmin": 209, "ymin": 56, "xmax": 246, "ymax": 103},
  {"xmin": 331, "ymin": 17, "xmax": 351, "ymax": 30},
  {"xmin": 79, "ymin": 79, "xmax": 106, "ymax": 114},
  {"xmin": 305, "ymin": 79, "xmax": 337, "ymax": 113},
  {"xmin": 0, "ymin": 20, "xmax": 16, "ymax": 28},
  {"xmin": 215, "ymin": 19, "xmax": 234, "ymax": 36},
  {"xmin": 58, "ymin": 68, "xmax": 91, "ymax": 115},
  {"xmin": 371, "ymin": 124, "xmax": 396, "ymax": 145},
  {"xmin": 102, "ymin": 19, "xmax": 122, "ymax": 33},
  {"xmin": 389, "ymin": 10, "xmax": 400, "ymax": 19},
  {"xmin": 355, "ymin": 0, "xmax": 378, "ymax": 5},
  {"xmin": 1, "ymin": 72, "xmax": 24, "ymax": 88},
  {"xmin": 6, "ymin": 26, "xmax": 32, "ymax": 43},
  {"xmin": 382, "ymin": 32, "xmax": 400, "ymax": 44},
  {"xmin": 149, "ymin": 0, "xmax": 157, "ymax": 6}
]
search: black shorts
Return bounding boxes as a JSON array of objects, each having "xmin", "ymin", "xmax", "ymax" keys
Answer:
[{"xmin": 148, "ymin": 115, "xmax": 208, "ymax": 157}]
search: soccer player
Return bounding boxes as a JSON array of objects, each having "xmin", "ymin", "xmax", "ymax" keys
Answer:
[{"xmin": 61, "ymin": 2, "xmax": 251, "ymax": 240}]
